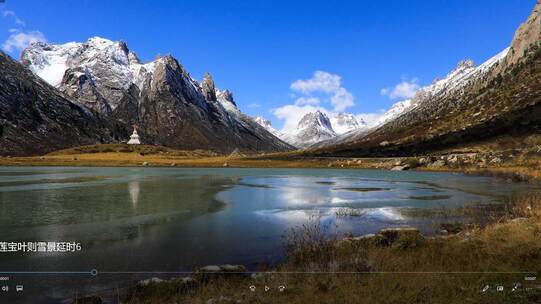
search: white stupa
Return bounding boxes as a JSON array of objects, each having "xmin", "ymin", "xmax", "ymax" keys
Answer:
[{"xmin": 127, "ymin": 127, "xmax": 141, "ymax": 145}]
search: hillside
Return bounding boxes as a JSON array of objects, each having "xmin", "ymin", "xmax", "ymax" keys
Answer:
[
  {"xmin": 0, "ymin": 51, "xmax": 121, "ymax": 156},
  {"xmin": 309, "ymin": 1, "xmax": 541, "ymax": 158}
]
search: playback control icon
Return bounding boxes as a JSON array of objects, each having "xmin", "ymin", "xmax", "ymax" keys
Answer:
[{"xmin": 1, "ymin": 285, "xmax": 23, "ymax": 293}]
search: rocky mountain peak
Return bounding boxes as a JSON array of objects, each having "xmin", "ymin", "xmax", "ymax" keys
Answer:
[
  {"xmin": 280, "ymin": 111, "xmax": 336, "ymax": 148},
  {"xmin": 202, "ymin": 72, "xmax": 217, "ymax": 101},
  {"xmin": 254, "ymin": 116, "xmax": 273, "ymax": 130},
  {"xmin": 503, "ymin": 0, "xmax": 541, "ymax": 68},
  {"xmin": 298, "ymin": 110, "xmax": 333, "ymax": 131},
  {"xmin": 217, "ymin": 89, "xmax": 236, "ymax": 106}
]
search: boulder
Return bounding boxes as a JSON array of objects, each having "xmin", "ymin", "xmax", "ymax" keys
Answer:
[
  {"xmin": 391, "ymin": 165, "xmax": 410, "ymax": 171},
  {"xmin": 428, "ymin": 160, "xmax": 445, "ymax": 168},
  {"xmin": 447, "ymin": 155, "xmax": 459, "ymax": 164},
  {"xmin": 171, "ymin": 277, "xmax": 197, "ymax": 291},
  {"xmin": 138, "ymin": 277, "xmax": 164, "ymax": 286},
  {"xmin": 490, "ymin": 157, "xmax": 503, "ymax": 164},
  {"xmin": 338, "ymin": 233, "xmax": 377, "ymax": 247}
]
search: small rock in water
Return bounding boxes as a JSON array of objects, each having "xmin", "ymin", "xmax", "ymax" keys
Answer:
[
  {"xmin": 142, "ymin": 162, "xmax": 149, "ymax": 166},
  {"xmin": 223, "ymin": 162, "xmax": 229, "ymax": 167}
]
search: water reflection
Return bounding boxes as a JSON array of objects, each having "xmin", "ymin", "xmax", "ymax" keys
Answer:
[
  {"xmin": 0, "ymin": 166, "xmax": 538, "ymax": 303},
  {"xmin": 128, "ymin": 180, "xmax": 140, "ymax": 207}
]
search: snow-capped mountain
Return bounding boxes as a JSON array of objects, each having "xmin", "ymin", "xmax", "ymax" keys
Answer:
[
  {"xmin": 0, "ymin": 51, "xmax": 116, "ymax": 156},
  {"xmin": 20, "ymin": 37, "xmax": 292, "ymax": 153},
  {"xmin": 21, "ymin": 37, "xmax": 173, "ymax": 113},
  {"xmin": 331, "ymin": 113, "xmax": 366, "ymax": 135},
  {"xmin": 371, "ymin": 48, "xmax": 510, "ymax": 128},
  {"xmin": 374, "ymin": 99, "xmax": 414, "ymax": 126},
  {"xmin": 414, "ymin": 48, "xmax": 509, "ymax": 102},
  {"xmin": 281, "ymin": 111, "xmax": 337, "ymax": 148},
  {"xmin": 312, "ymin": 47, "xmax": 512, "ymax": 150},
  {"xmin": 253, "ymin": 116, "xmax": 281, "ymax": 137},
  {"xmin": 253, "ymin": 111, "xmax": 367, "ymax": 148}
]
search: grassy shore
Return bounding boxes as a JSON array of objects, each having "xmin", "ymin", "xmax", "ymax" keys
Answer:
[
  {"xmin": 113, "ymin": 192, "xmax": 541, "ymax": 304},
  {"xmin": 2, "ymin": 144, "xmax": 541, "ymax": 183}
]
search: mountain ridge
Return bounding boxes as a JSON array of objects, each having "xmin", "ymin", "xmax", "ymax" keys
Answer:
[{"xmin": 18, "ymin": 37, "xmax": 293, "ymax": 154}]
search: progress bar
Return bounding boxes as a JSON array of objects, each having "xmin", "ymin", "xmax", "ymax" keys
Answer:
[{"xmin": 0, "ymin": 270, "xmax": 536, "ymax": 275}]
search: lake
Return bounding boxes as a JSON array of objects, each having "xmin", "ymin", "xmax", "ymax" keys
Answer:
[{"xmin": 0, "ymin": 166, "xmax": 537, "ymax": 303}]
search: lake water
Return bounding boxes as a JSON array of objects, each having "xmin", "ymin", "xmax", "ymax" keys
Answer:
[{"xmin": 0, "ymin": 166, "xmax": 537, "ymax": 303}]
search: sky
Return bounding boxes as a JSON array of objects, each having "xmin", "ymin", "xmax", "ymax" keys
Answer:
[{"xmin": 0, "ymin": 0, "xmax": 535, "ymax": 132}]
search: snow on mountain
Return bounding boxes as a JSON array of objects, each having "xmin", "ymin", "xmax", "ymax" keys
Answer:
[
  {"xmin": 253, "ymin": 116, "xmax": 281, "ymax": 137},
  {"xmin": 216, "ymin": 89, "xmax": 241, "ymax": 116},
  {"xmin": 20, "ymin": 37, "xmax": 292, "ymax": 153},
  {"xmin": 313, "ymin": 48, "xmax": 511, "ymax": 149},
  {"xmin": 254, "ymin": 111, "xmax": 367, "ymax": 148},
  {"xmin": 372, "ymin": 47, "xmax": 510, "ymax": 128},
  {"xmin": 281, "ymin": 111, "xmax": 337, "ymax": 148},
  {"xmin": 331, "ymin": 112, "xmax": 365, "ymax": 134},
  {"xmin": 21, "ymin": 37, "xmax": 164, "ymax": 110},
  {"xmin": 374, "ymin": 99, "xmax": 415, "ymax": 126},
  {"xmin": 414, "ymin": 47, "xmax": 510, "ymax": 103}
]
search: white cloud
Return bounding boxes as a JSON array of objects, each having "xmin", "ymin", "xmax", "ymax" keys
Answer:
[
  {"xmin": 1, "ymin": 9, "xmax": 46, "ymax": 54},
  {"xmin": 289, "ymin": 70, "xmax": 355, "ymax": 112},
  {"xmin": 294, "ymin": 96, "xmax": 320, "ymax": 106},
  {"xmin": 266, "ymin": 70, "xmax": 392, "ymax": 133},
  {"xmin": 3, "ymin": 11, "xmax": 25, "ymax": 27},
  {"xmin": 381, "ymin": 78, "xmax": 420, "ymax": 99},
  {"xmin": 330, "ymin": 88, "xmax": 354, "ymax": 112},
  {"xmin": 290, "ymin": 70, "xmax": 341, "ymax": 94},
  {"xmin": 247, "ymin": 103, "xmax": 261, "ymax": 109},
  {"xmin": 2, "ymin": 30, "xmax": 46, "ymax": 53}
]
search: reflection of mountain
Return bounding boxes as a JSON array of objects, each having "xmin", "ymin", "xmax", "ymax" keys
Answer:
[{"xmin": 0, "ymin": 172, "xmax": 236, "ymax": 243}]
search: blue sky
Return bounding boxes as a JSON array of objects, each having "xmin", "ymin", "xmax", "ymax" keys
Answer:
[{"xmin": 0, "ymin": 0, "xmax": 535, "ymax": 131}]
